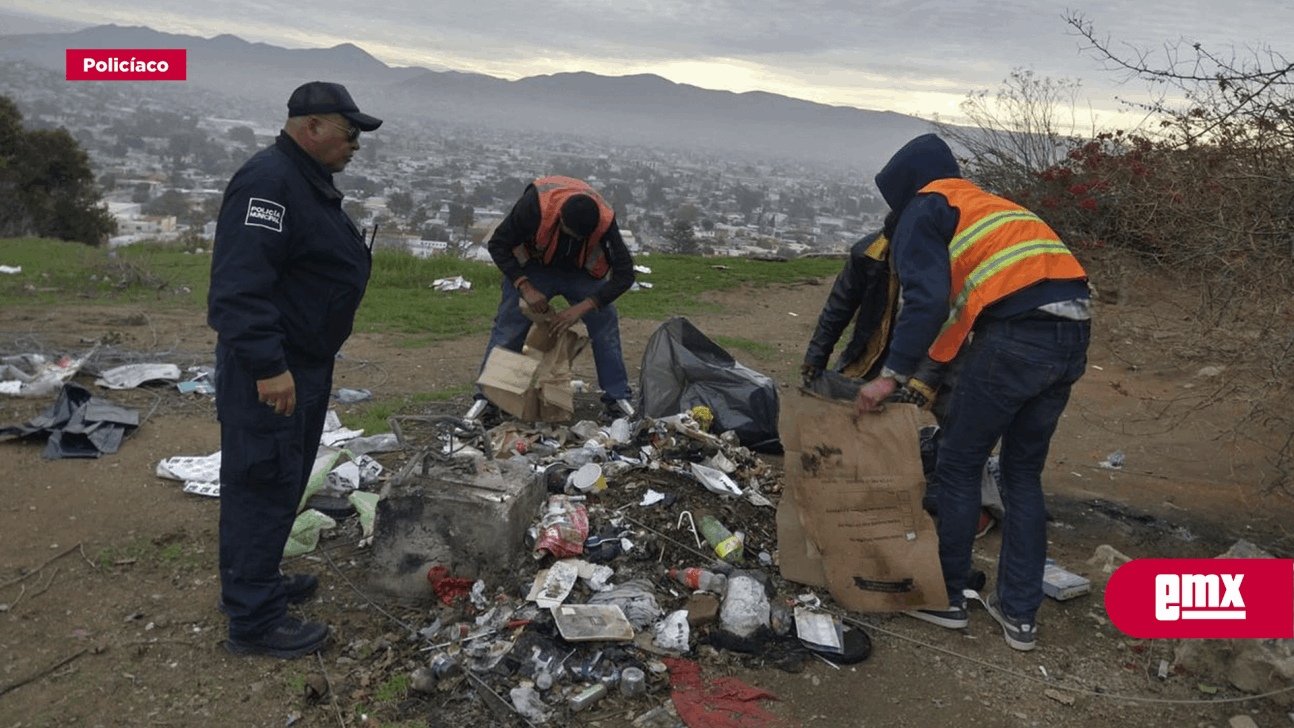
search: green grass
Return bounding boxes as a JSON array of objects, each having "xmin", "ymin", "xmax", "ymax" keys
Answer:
[
  {"xmin": 0, "ymin": 237, "xmax": 211, "ymax": 306},
  {"xmin": 353, "ymin": 250, "xmax": 842, "ymax": 340},
  {"xmin": 616, "ymin": 253, "xmax": 841, "ymax": 320},
  {"xmin": 373, "ymin": 673, "xmax": 411, "ymax": 702},
  {"xmin": 1, "ymin": 238, "xmax": 839, "ymax": 335},
  {"xmin": 711, "ymin": 335, "xmax": 781, "ymax": 361},
  {"xmin": 93, "ymin": 537, "xmax": 199, "ymax": 568},
  {"xmin": 2, "ymin": 238, "xmax": 840, "ymax": 435}
]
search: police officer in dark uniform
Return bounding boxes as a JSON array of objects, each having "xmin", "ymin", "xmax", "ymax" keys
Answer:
[{"xmin": 208, "ymin": 81, "xmax": 380, "ymax": 658}]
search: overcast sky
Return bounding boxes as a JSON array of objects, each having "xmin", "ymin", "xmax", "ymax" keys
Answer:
[{"xmin": 5, "ymin": 1, "xmax": 1293, "ymax": 128}]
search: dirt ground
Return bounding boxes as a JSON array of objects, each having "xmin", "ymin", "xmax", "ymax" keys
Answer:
[{"xmin": 2, "ymin": 263, "xmax": 1293, "ymax": 728}]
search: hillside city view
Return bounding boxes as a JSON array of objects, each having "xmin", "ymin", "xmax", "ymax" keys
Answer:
[{"xmin": 1, "ymin": 58, "xmax": 893, "ymax": 259}]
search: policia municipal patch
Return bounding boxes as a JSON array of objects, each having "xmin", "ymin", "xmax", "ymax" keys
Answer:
[{"xmin": 245, "ymin": 198, "xmax": 285, "ymax": 232}]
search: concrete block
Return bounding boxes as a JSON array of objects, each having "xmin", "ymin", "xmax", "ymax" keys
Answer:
[{"xmin": 368, "ymin": 456, "xmax": 545, "ymax": 599}]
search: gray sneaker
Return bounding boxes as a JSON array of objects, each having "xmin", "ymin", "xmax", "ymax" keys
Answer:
[
  {"xmin": 983, "ymin": 592, "xmax": 1037, "ymax": 651},
  {"xmin": 904, "ymin": 602, "xmax": 968, "ymax": 629}
]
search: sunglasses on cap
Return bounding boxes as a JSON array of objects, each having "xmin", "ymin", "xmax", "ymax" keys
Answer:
[{"xmin": 316, "ymin": 116, "xmax": 360, "ymax": 142}]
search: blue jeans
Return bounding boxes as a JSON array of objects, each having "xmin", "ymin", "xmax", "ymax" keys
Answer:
[
  {"xmin": 477, "ymin": 262, "xmax": 632, "ymax": 404},
  {"xmin": 933, "ymin": 315, "xmax": 1090, "ymax": 621}
]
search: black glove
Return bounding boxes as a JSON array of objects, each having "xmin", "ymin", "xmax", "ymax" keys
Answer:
[
  {"xmin": 911, "ymin": 357, "xmax": 948, "ymax": 393},
  {"xmin": 800, "ymin": 362, "xmax": 823, "ymax": 385},
  {"xmin": 887, "ymin": 384, "xmax": 929, "ymax": 408}
]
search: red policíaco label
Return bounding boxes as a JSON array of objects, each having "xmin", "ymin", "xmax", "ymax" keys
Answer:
[
  {"xmin": 1105, "ymin": 558, "xmax": 1293, "ymax": 639},
  {"xmin": 66, "ymin": 49, "xmax": 187, "ymax": 80}
]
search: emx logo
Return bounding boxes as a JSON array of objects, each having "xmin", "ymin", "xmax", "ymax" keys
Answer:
[{"xmin": 1105, "ymin": 559, "xmax": 1293, "ymax": 639}]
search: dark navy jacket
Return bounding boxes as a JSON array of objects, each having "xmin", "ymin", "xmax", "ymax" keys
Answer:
[
  {"xmin": 208, "ymin": 132, "xmax": 371, "ymax": 395},
  {"xmin": 875, "ymin": 134, "xmax": 1088, "ymax": 376}
]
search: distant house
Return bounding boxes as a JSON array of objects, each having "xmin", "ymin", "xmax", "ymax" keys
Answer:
[
  {"xmin": 107, "ymin": 201, "xmax": 141, "ymax": 218},
  {"xmin": 462, "ymin": 244, "xmax": 493, "ymax": 263},
  {"xmin": 407, "ymin": 239, "xmax": 451, "ymax": 258},
  {"xmin": 109, "ymin": 201, "xmax": 177, "ymax": 240}
]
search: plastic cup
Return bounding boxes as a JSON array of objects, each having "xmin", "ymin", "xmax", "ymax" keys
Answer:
[
  {"xmin": 569, "ymin": 463, "xmax": 607, "ymax": 492},
  {"xmin": 620, "ymin": 666, "xmax": 646, "ymax": 696}
]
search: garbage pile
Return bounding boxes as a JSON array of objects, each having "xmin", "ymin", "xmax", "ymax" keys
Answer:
[{"xmin": 341, "ymin": 403, "xmax": 870, "ymax": 725}]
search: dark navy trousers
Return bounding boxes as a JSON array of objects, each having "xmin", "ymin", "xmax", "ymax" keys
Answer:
[
  {"xmin": 932, "ymin": 315, "xmax": 1090, "ymax": 621},
  {"xmin": 216, "ymin": 344, "xmax": 331, "ymax": 641}
]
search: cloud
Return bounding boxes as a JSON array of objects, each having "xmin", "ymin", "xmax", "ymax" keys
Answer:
[{"xmin": 8, "ymin": 0, "xmax": 1294, "ymax": 124}]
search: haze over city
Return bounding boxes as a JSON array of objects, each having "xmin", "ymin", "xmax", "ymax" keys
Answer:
[{"xmin": 5, "ymin": 0, "xmax": 1293, "ymax": 129}]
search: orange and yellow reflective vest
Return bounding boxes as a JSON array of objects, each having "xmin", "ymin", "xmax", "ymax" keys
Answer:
[
  {"xmin": 513, "ymin": 175, "xmax": 614, "ymax": 278},
  {"xmin": 921, "ymin": 178, "xmax": 1087, "ymax": 363}
]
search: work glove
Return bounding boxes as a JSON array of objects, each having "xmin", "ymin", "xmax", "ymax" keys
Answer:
[
  {"xmin": 888, "ymin": 357, "xmax": 949, "ymax": 410},
  {"xmin": 887, "ymin": 377, "xmax": 935, "ymax": 408},
  {"xmin": 799, "ymin": 361, "xmax": 823, "ymax": 386}
]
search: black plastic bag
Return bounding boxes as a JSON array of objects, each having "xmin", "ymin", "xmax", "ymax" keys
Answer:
[{"xmin": 638, "ymin": 317, "xmax": 782, "ymax": 453}]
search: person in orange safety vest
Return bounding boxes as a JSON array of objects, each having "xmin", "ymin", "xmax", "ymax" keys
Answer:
[
  {"xmin": 857, "ymin": 134, "xmax": 1091, "ymax": 653},
  {"xmin": 467, "ymin": 176, "xmax": 638, "ymax": 424}
]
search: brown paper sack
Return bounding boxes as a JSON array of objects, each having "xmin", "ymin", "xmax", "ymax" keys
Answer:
[
  {"xmin": 477, "ymin": 300, "xmax": 589, "ymax": 422},
  {"xmin": 778, "ymin": 389, "xmax": 948, "ymax": 612}
]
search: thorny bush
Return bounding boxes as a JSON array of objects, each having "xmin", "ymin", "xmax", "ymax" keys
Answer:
[
  {"xmin": 954, "ymin": 36, "xmax": 1294, "ymax": 492},
  {"xmin": 1005, "ymin": 132, "xmax": 1294, "ymax": 494}
]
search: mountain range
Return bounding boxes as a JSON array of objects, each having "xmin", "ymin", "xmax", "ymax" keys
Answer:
[{"xmin": 0, "ymin": 22, "xmax": 942, "ymax": 172}]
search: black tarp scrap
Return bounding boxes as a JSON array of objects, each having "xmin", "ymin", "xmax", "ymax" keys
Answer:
[{"xmin": 0, "ymin": 382, "xmax": 139, "ymax": 458}]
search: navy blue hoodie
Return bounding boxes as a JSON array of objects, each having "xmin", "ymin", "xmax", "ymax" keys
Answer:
[{"xmin": 874, "ymin": 134, "xmax": 1087, "ymax": 375}]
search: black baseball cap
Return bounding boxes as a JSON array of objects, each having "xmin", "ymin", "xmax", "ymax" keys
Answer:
[{"xmin": 287, "ymin": 81, "xmax": 382, "ymax": 132}]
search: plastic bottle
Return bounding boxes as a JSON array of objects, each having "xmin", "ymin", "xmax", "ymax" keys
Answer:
[
  {"xmin": 697, "ymin": 513, "xmax": 744, "ymax": 563},
  {"xmin": 667, "ymin": 567, "xmax": 728, "ymax": 594},
  {"xmin": 569, "ymin": 682, "xmax": 608, "ymax": 712},
  {"xmin": 439, "ymin": 623, "xmax": 470, "ymax": 644},
  {"xmin": 428, "ymin": 651, "xmax": 460, "ymax": 679}
]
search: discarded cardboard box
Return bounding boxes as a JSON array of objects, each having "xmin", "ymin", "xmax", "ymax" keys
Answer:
[
  {"xmin": 478, "ymin": 324, "xmax": 587, "ymax": 422},
  {"xmin": 778, "ymin": 389, "xmax": 947, "ymax": 612},
  {"xmin": 775, "ymin": 483, "xmax": 828, "ymax": 588}
]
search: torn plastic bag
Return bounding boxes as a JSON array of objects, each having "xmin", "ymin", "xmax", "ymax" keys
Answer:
[
  {"xmin": 0, "ymin": 382, "xmax": 138, "ymax": 458},
  {"xmin": 639, "ymin": 317, "xmax": 782, "ymax": 453},
  {"xmin": 94, "ymin": 363, "xmax": 181, "ymax": 390},
  {"xmin": 586, "ymin": 578, "xmax": 662, "ymax": 630}
]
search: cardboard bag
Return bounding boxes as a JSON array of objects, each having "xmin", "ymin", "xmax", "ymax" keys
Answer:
[
  {"xmin": 477, "ymin": 307, "xmax": 588, "ymax": 422},
  {"xmin": 778, "ymin": 389, "xmax": 947, "ymax": 612}
]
